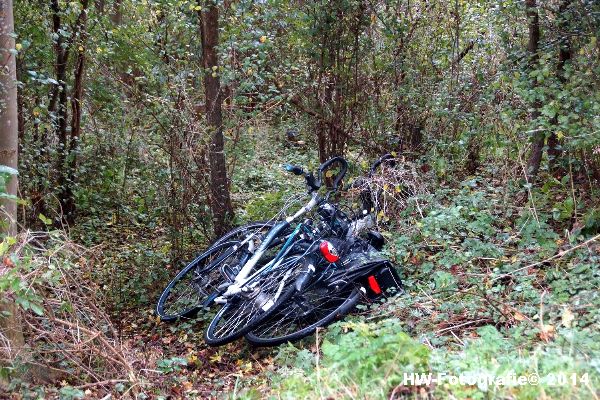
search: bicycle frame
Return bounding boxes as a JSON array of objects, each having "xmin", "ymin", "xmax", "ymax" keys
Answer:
[{"xmin": 214, "ymin": 192, "xmax": 321, "ymax": 302}]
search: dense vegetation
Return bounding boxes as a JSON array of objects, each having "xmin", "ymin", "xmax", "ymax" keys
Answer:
[{"xmin": 1, "ymin": 0, "xmax": 599, "ymax": 398}]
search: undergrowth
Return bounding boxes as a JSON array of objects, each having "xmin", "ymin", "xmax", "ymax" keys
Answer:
[
  {"xmin": 3, "ymin": 127, "xmax": 599, "ymax": 399},
  {"xmin": 231, "ymin": 167, "xmax": 600, "ymax": 399}
]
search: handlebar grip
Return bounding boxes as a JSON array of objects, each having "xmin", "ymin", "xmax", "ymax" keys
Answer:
[
  {"xmin": 369, "ymin": 154, "xmax": 396, "ymax": 176},
  {"xmin": 283, "ymin": 164, "xmax": 305, "ymax": 176},
  {"xmin": 318, "ymin": 156, "xmax": 349, "ymax": 190}
]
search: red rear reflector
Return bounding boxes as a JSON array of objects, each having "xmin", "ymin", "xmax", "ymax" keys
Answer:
[
  {"xmin": 368, "ymin": 275, "xmax": 382, "ymax": 295},
  {"xmin": 319, "ymin": 241, "xmax": 340, "ymax": 263}
]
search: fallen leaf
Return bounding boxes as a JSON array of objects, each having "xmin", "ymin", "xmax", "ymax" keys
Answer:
[
  {"xmin": 561, "ymin": 308, "xmax": 575, "ymax": 328},
  {"xmin": 514, "ymin": 312, "xmax": 526, "ymax": 321},
  {"xmin": 539, "ymin": 324, "xmax": 556, "ymax": 342}
]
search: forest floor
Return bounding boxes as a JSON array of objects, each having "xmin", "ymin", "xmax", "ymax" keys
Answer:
[
  {"xmin": 6, "ymin": 128, "xmax": 600, "ymax": 399},
  {"xmin": 111, "ymin": 128, "xmax": 599, "ymax": 399}
]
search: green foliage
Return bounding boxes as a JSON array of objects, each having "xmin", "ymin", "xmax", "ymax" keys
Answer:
[
  {"xmin": 8, "ymin": 0, "xmax": 600, "ymax": 398},
  {"xmin": 58, "ymin": 386, "xmax": 85, "ymax": 400},
  {"xmin": 273, "ymin": 319, "xmax": 429, "ymax": 399},
  {"xmin": 0, "ymin": 237, "xmax": 45, "ymax": 317},
  {"xmin": 251, "ymin": 179, "xmax": 591, "ymax": 398},
  {"xmin": 156, "ymin": 357, "xmax": 188, "ymax": 374}
]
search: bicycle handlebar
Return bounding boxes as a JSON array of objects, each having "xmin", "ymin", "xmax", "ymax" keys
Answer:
[
  {"xmin": 369, "ymin": 153, "xmax": 396, "ymax": 176},
  {"xmin": 283, "ymin": 156, "xmax": 349, "ymax": 193},
  {"xmin": 319, "ymin": 156, "xmax": 348, "ymax": 191}
]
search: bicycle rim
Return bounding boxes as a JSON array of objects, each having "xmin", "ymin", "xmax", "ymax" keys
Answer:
[
  {"xmin": 204, "ymin": 255, "xmax": 305, "ymax": 346},
  {"xmin": 156, "ymin": 240, "xmax": 245, "ymax": 321},
  {"xmin": 245, "ymin": 282, "xmax": 363, "ymax": 346}
]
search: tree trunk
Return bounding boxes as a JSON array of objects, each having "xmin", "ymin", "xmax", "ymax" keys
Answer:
[
  {"xmin": 0, "ymin": 0, "xmax": 25, "ymax": 385},
  {"xmin": 524, "ymin": 0, "xmax": 543, "ymax": 180},
  {"xmin": 54, "ymin": 0, "xmax": 89, "ymax": 225},
  {"xmin": 110, "ymin": 0, "xmax": 122, "ymax": 25},
  {"xmin": 51, "ymin": 0, "xmax": 71, "ymax": 224},
  {"xmin": 548, "ymin": 0, "xmax": 572, "ymax": 171},
  {"xmin": 199, "ymin": 2, "xmax": 233, "ymax": 237},
  {"xmin": 95, "ymin": 0, "xmax": 105, "ymax": 14},
  {"xmin": 64, "ymin": 1, "xmax": 89, "ymax": 223}
]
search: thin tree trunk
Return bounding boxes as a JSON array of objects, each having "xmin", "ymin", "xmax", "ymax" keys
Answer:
[
  {"xmin": 54, "ymin": 0, "xmax": 89, "ymax": 224},
  {"xmin": 63, "ymin": 1, "xmax": 89, "ymax": 223},
  {"xmin": 0, "ymin": 0, "xmax": 25, "ymax": 385},
  {"xmin": 16, "ymin": 57, "xmax": 24, "ymax": 154},
  {"xmin": 110, "ymin": 0, "xmax": 122, "ymax": 25},
  {"xmin": 51, "ymin": 0, "xmax": 71, "ymax": 224},
  {"xmin": 95, "ymin": 0, "xmax": 105, "ymax": 14},
  {"xmin": 199, "ymin": 2, "xmax": 233, "ymax": 237},
  {"xmin": 525, "ymin": 0, "xmax": 543, "ymax": 180},
  {"xmin": 548, "ymin": 0, "xmax": 572, "ymax": 170}
]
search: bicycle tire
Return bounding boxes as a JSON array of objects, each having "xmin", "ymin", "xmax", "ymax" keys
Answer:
[
  {"xmin": 156, "ymin": 240, "xmax": 246, "ymax": 322},
  {"xmin": 204, "ymin": 254, "xmax": 307, "ymax": 346},
  {"xmin": 211, "ymin": 221, "xmax": 276, "ymax": 248},
  {"xmin": 245, "ymin": 281, "xmax": 364, "ymax": 347}
]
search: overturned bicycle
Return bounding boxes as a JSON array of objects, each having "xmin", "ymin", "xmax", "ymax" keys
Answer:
[{"xmin": 156, "ymin": 155, "xmax": 403, "ymax": 346}]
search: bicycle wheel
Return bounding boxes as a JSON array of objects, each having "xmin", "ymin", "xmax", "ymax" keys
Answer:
[
  {"xmin": 156, "ymin": 240, "xmax": 247, "ymax": 322},
  {"xmin": 204, "ymin": 254, "xmax": 307, "ymax": 346},
  {"xmin": 245, "ymin": 280, "xmax": 364, "ymax": 347},
  {"xmin": 212, "ymin": 221, "xmax": 276, "ymax": 248}
]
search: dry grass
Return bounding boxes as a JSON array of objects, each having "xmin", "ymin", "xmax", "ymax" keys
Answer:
[{"xmin": 0, "ymin": 231, "xmax": 141, "ymax": 394}]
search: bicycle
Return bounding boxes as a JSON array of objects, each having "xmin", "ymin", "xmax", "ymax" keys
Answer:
[
  {"xmin": 245, "ymin": 155, "xmax": 402, "ymax": 346},
  {"xmin": 203, "ymin": 157, "xmax": 350, "ymax": 346},
  {"xmin": 156, "ymin": 195, "xmax": 314, "ymax": 322}
]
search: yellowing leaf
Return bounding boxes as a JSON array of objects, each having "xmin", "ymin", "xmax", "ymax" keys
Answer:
[
  {"xmin": 383, "ymin": 184, "xmax": 389, "ymax": 191},
  {"xmin": 539, "ymin": 324, "xmax": 556, "ymax": 342},
  {"xmin": 514, "ymin": 312, "xmax": 526, "ymax": 321},
  {"xmin": 15, "ymin": 43, "xmax": 22, "ymax": 51},
  {"xmin": 556, "ymin": 131, "xmax": 565, "ymax": 140},
  {"xmin": 187, "ymin": 354, "xmax": 198, "ymax": 364},
  {"xmin": 241, "ymin": 362, "xmax": 252, "ymax": 373},
  {"xmin": 209, "ymin": 353, "xmax": 222, "ymax": 363},
  {"xmin": 259, "ymin": 35, "xmax": 267, "ymax": 43},
  {"xmin": 78, "ymin": 45, "xmax": 84, "ymax": 52},
  {"xmin": 194, "ymin": 5, "xmax": 202, "ymax": 11}
]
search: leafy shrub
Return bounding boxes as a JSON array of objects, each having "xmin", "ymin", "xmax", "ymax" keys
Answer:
[{"xmin": 273, "ymin": 319, "xmax": 429, "ymax": 399}]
